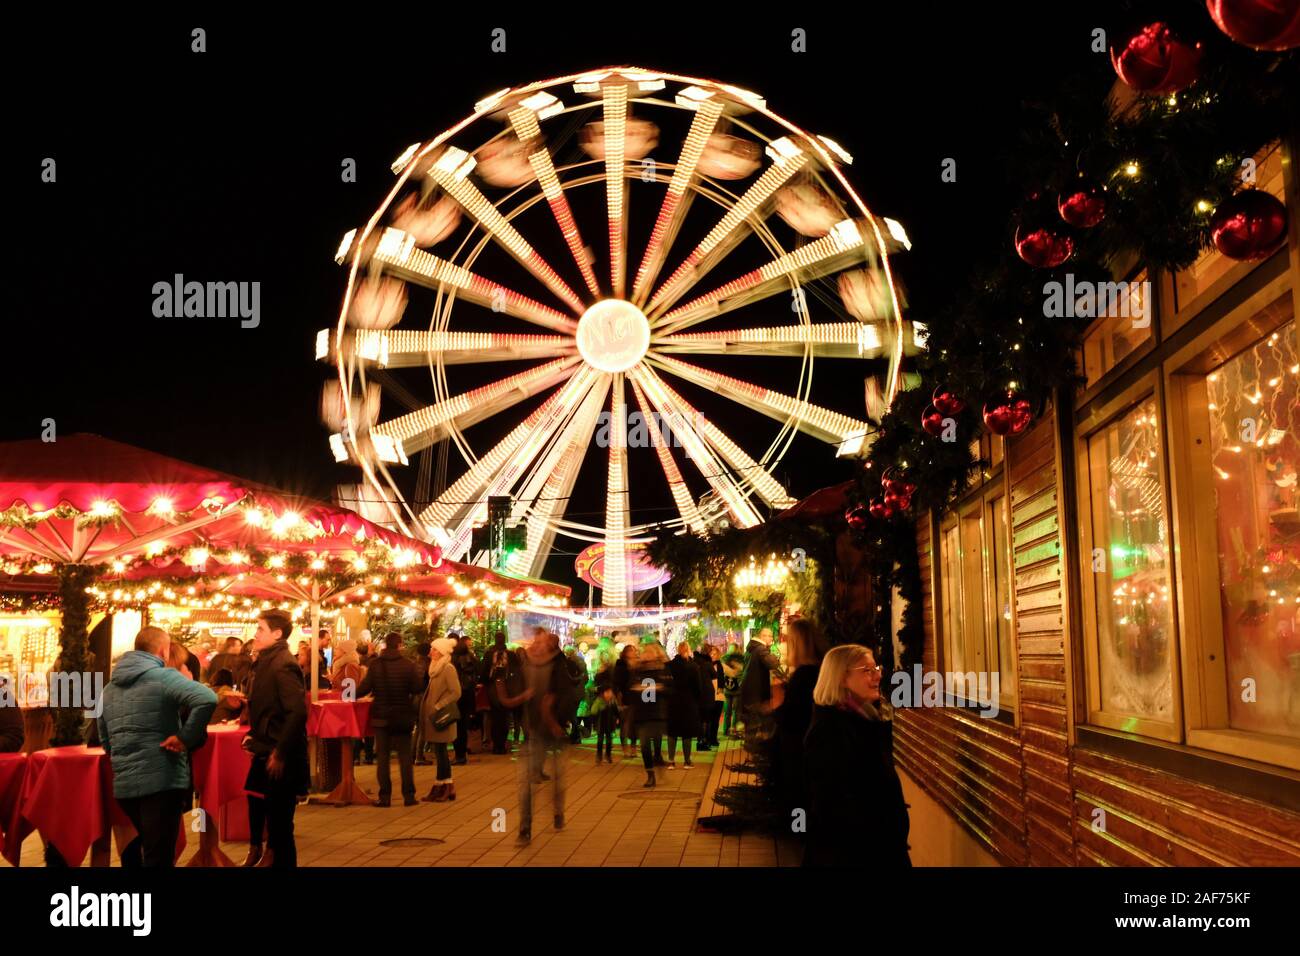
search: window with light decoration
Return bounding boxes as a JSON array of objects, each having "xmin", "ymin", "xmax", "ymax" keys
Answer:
[
  {"xmin": 1084, "ymin": 397, "xmax": 1177, "ymax": 730},
  {"xmin": 1204, "ymin": 316, "xmax": 1300, "ymax": 744}
]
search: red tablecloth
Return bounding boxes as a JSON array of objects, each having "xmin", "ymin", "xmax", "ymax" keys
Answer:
[
  {"xmin": 191, "ymin": 724, "xmax": 252, "ymax": 844},
  {"xmin": 191, "ymin": 724, "xmax": 250, "ymax": 814},
  {"xmin": 17, "ymin": 746, "xmax": 123, "ymax": 867},
  {"xmin": 308, "ymin": 699, "xmax": 372, "ymax": 738},
  {"xmin": 0, "ymin": 753, "xmax": 27, "ymax": 866}
]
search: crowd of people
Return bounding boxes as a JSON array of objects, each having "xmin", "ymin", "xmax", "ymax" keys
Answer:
[{"xmin": 9, "ymin": 612, "xmax": 911, "ymax": 868}]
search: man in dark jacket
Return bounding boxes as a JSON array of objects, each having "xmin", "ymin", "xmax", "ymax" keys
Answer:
[
  {"xmin": 358, "ymin": 632, "xmax": 422, "ymax": 807},
  {"xmin": 0, "ymin": 675, "xmax": 25, "ymax": 752},
  {"xmin": 740, "ymin": 628, "xmax": 785, "ymax": 750},
  {"xmin": 244, "ymin": 609, "xmax": 309, "ymax": 868},
  {"xmin": 98, "ymin": 627, "xmax": 217, "ymax": 867}
]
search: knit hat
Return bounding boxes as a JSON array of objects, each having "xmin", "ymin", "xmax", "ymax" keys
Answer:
[{"xmin": 431, "ymin": 637, "xmax": 456, "ymax": 658}]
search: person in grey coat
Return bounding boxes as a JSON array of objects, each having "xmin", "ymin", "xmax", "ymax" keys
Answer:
[
  {"xmin": 418, "ymin": 637, "xmax": 461, "ymax": 802},
  {"xmin": 98, "ymin": 627, "xmax": 217, "ymax": 867}
]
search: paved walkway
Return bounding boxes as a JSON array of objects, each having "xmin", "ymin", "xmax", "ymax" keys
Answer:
[{"xmin": 8, "ymin": 736, "xmax": 801, "ymax": 867}]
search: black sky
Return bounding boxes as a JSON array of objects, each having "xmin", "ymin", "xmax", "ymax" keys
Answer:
[{"xmin": 9, "ymin": 8, "xmax": 1106, "ymax": 591}]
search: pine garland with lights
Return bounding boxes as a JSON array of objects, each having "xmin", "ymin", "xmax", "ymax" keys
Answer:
[{"xmin": 851, "ymin": 13, "xmax": 1299, "ymax": 658}]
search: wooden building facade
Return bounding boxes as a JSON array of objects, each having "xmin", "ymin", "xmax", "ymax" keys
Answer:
[{"xmin": 894, "ymin": 132, "xmax": 1300, "ymax": 865}]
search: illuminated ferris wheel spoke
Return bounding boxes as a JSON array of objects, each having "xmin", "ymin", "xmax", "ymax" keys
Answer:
[
  {"xmin": 368, "ymin": 230, "xmax": 578, "ymax": 334},
  {"xmin": 602, "ymin": 373, "xmax": 632, "ymax": 607},
  {"xmin": 653, "ymin": 322, "xmax": 883, "ymax": 358},
  {"xmin": 504, "ymin": 375, "xmax": 611, "ymax": 578},
  {"xmin": 339, "ymin": 329, "xmax": 574, "ymax": 368},
  {"xmin": 508, "ymin": 103, "xmax": 604, "ymax": 300},
  {"xmin": 370, "ymin": 357, "xmax": 579, "ymax": 456},
  {"xmin": 440, "ymin": 367, "xmax": 600, "ymax": 560},
  {"xmin": 629, "ymin": 377, "xmax": 708, "ymax": 534},
  {"xmin": 603, "ymin": 83, "xmax": 629, "ymax": 299},
  {"xmin": 650, "ymin": 376, "xmax": 797, "ymax": 510},
  {"xmin": 648, "ymin": 353, "xmax": 871, "ymax": 455},
  {"xmin": 645, "ymin": 139, "xmax": 810, "ymax": 317},
  {"xmin": 654, "ymin": 219, "xmax": 871, "ymax": 336},
  {"xmin": 630, "ymin": 95, "xmax": 726, "ymax": 306},
  {"xmin": 423, "ymin": 148, "xmax": 586, "ymax": 314},
  {"xmin": 628, "ymin": 364, "xmax": 763, "ymax": 529},
  {"xmin": 421, "ymin": 368, "xmax": 597, "ymax": 552}
]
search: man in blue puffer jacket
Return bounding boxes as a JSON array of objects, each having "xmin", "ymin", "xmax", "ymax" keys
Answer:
[{"xmin": 97, "ymin": 626, "xmax": 217, "ymax": 867}]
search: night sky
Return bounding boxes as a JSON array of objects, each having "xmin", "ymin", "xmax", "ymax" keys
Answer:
[{"xmin": 10, "ymin": 9, "xmax": 1104, "ymax": 592}]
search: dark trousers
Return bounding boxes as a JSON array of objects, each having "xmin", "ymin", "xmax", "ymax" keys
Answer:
[
  {"xmin": 433, "ymin": 741, "xmax": 451, "ymax": 782},
  {"xmin": 667, "ymin": 736, "xmax": 693, "ymax": 764},
  {"xmin": 118, "ymin": 789, "xmax": 187, "ymax": 868},
  {"xmin": 702, "ymin": 700, "xmax": 723, "ymax": 746},
  {"xmin": 639, "ymin": 723, "xmax": 664, "ymax": 770},
  {"xmin": 489, "ymin": 706, "xmax": 509, "ymax": 753},
  {"xmin": 620, "ymin": 703, "xmax": 638, "ymax": 746},
  {"xmin": 595, "ymin": 708, "xmax": 616, "ymax": 758},
  {"xmin": 454, "ymin": 709, "xmax": 474, "ymax": 760},
  {"xmin": 248, "ymin": 795, "xmax": 266, "ymax": 846},
  {"xmin": 249, "ymin": 755, "xmax": 300, "ymax": 868},
  {"xmin": 375, "ymin": 726, "xmax": 415, "ymax": 800}
]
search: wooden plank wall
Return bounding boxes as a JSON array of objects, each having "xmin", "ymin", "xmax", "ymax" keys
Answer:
[
  {"xmin": 894, "ymin": 402, "xmax": 1300, "ymax": 867},
  {"xmin": 1007, "ymin": 406, "xmax": 1075, "ymax": 865}
]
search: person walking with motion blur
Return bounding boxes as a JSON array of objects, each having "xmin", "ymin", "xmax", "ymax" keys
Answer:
[
  {"xmin": 613, "ymin": 643, "xmax": 640, "ymax": 758},
  {"xmin": 479, "ymin": 631, "xmax": 519, "ymax": 755},
  {"xmin": 591, "ymin": 646, "xmax": 618, "ymax": 764},
  {"xmin": 632, "ymin": 642, "xmax": 673, "ymax": 787},
  {"xmin": 501, "ymin": 628, "xmax": 584, "ymax": 845},
  {"xmin": 802, "ymin": 644, "xmax": 910, "ymax": 867},
  {"xmin": 666, "ymin": 642, "xmax": 701, "ymax": 770},
  {"xmin": 419, "ymin": 637, "xmax": 461, "ymax": 802}
]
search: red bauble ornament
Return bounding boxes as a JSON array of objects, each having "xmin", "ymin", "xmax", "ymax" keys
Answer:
[
  {"xmin": 1207, "ymin": 0, "xmax": 1300, "ymax": 50},
  {"xmin": 881, "ymin": 467, "xmax": 917, "ymax": 499},
  {"xmin": 921, "ymin": 405, "xmax": 947, "ymax": 438},
  {"xmin": 1015, "ymin": 225, "xmax": 1074, "ymax": 269},
  {"xmin": 982, "ymin": 392, "xmax": 1034, "ymax": 437},
  {"xmin": 1110, "ymin": 22, "xmax": 1204, "ymax": 93},
  {"xmin": 1210, "ymin": 190, "xmax": 1289, "ymax": 261},
  {"xmin": 883, "ymin": 489, "xmax": 911, "ymax": 513},
  {"xmin": 867, "ymin": 500, "xmax": 889, "ymax": 521},
  {"xmin": 845, "ymin": 506, "xmax": 869, "ymax": 531},
  {"xmin": 931, "ymin": 386, "xmax": 967, "ymax": 417},
  {"xmin": 1058, "ymin": 185, "xmax": 1108, "ymax": 229}
]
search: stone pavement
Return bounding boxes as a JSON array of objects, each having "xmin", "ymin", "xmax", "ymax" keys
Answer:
[{"xmin": 8, "ymin": 736, "xmax": 802, "ymax": 867}]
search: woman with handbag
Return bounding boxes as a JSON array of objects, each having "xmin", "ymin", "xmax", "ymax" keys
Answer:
[{"xmin": 419, "ymin": 637, "xmax": 461, "ymax": 802}]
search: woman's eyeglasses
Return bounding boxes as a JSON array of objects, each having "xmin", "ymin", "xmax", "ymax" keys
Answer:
[{"xmin": 850, "ymin": 664, "xmax": 883, "ymax": 675}]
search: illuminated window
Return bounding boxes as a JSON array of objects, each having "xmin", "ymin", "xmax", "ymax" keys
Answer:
[
  {"xmin": 1085, "ymin": 398, "xmax": 1176, "ymax": 725},
  {"xmin": 1206, "ymin": 317, "xmax": 1300, "ymax": 741}
]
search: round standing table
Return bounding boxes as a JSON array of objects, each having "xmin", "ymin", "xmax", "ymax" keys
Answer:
[
  {"xmin": 188, "ymin": 723, "xmax": 252, "ymax": 867},
  {"xmin": 308, "ymin": 698, "xmax": 373, "ymax": 806}
]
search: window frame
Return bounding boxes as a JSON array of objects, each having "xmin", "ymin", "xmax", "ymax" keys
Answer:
[{"xmin": 936, "ymin": 467, "xmax": 1019, "ymax": 719}]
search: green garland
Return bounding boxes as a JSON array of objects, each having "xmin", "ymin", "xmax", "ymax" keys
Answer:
[{"xmin": 850, "ymin": 18, "xmax": 1299, "ymax": 660}]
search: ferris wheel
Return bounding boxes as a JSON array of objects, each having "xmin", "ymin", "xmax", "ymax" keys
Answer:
[{"xmin": 319, "ymin": 67, "xmax": 921, "ymax": 606}]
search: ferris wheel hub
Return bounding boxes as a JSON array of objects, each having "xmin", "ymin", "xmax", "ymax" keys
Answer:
[{"xmin": 575, "ymin": 299, "xmax": 651, "ymax": 374}]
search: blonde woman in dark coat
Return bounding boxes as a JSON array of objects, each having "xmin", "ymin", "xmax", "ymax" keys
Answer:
[{"xmin": 419, "ymin": 637, "xmax": 461, "ymax": 802}]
